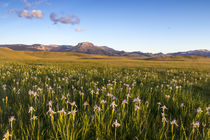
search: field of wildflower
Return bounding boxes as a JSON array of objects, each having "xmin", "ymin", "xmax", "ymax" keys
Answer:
[{"xmin": 0, "ymin": 61, "xmax": 209, "ymax": 139}]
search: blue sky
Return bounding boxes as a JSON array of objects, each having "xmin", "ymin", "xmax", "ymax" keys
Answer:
[{"xmin": 0, "ymin": 0, "xmax": 210, "ymax": 53}]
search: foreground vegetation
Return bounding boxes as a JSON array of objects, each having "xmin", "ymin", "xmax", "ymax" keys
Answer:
[{"xmin": 0, "ymin": 49, "xmax": 209, "ymax": 139}]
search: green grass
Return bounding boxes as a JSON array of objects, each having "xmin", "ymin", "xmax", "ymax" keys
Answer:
[{"xmin": 0, "ymin": 49, "xmax": 209, "ymax": 139}]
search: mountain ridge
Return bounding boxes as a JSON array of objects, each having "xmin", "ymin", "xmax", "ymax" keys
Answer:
[{"xmin": 0, "ymin": 42, "xmax": 209, "ymax": 57}]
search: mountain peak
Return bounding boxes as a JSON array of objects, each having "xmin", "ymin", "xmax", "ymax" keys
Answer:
[{"xmin": 76, "ymin": 42, "xmax": 95, "ymax": 48}]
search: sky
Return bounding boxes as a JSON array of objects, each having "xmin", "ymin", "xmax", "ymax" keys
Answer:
[{"xmin": 0, "ymin": 0, "xmax": 210, "ymax": 53}]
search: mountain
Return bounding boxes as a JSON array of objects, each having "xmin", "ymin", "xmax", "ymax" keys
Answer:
[
  {"xmin": 0, "ymin": 42, "xmax": 122, "ymax": 56},
  {"xmin": 0, "ymin": 43, "xmax": 209, "ymax": 57},
  {"xmin": 65, "ymin": 42, "xmax": 123, "ymax": 56},
  {"xmin": 168, "ymin": 49, "xmax": 210, "ymax": 57},
  {"xmin": 0, "ymin": 44, "xmax": 59, "ymax": 51}
]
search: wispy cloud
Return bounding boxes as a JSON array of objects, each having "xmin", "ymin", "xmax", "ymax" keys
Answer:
[
  {"xmin": 8, "ymin": 9, "xmax": 16, "ymax": 15},
  {"xmin": 22, "ymin": 0, "xmax": 47, "ymax": 9},
  {"xmin": 50, "ymin": 12, "xmax": 80, "ymax": 25},
  {"xmin": 75, "ymin": 28, "xmax": 85, "ymax": 32},
  {"xmin": 1, "ymin": 2, "xmax": 9, "ymax": 8},
  {"xmin": 8, "ymin": 0, "xmax": 46, "ymax": 19}
]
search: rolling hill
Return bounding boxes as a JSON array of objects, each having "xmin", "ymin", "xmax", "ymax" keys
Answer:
[
  {"xmin": 0, "ymin": 48, "xmax": 37, "ymax": 60},
  {"xmin": 0, "ymin": 47, "xmax": 209, "ymax": 62}
]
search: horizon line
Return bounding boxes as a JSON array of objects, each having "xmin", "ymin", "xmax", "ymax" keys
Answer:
[{"xmin": 0, "ymin": 43, "xmax": 209, "ymax": 54}]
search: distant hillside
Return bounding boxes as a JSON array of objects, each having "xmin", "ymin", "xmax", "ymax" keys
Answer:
[
  {"xmin": 144, "ymin": 55, "xmax": 209, "ymax": 61},
  {"xmin": 168, "ymin": 49, "xmax": 210, "ymax": 57},
  {"xmin": 0, "ymin": 48, "xmax": 37, "ymax": 60},
  {"xmin": 0, "ymin": 42, "xmax": 209, "ymax": 57},
  {"xmin": 0, "ymin": 48, "xmax": 210, "ymax": 64},
  {"xmin": 0, "ymin": 48, "xmax": 111, "ymax": 63}
]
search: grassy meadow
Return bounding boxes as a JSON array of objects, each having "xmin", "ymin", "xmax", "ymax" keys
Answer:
[{"xmin": 0, "ymin": 48, "xmax": 210, "ymax": 139}]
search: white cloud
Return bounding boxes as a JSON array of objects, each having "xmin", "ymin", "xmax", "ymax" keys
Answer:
[
  {"xmin": 18, "ymin": 10, "xmax": 43, "ymax": 19},
  {"xmin": 8, "ymin": 0, "xmax": 45, "ymax": 19},
  {"xmin": 50, "ymin": 12, "xmax": 80, "ymax": 25},
  {"xmin": 19, "ymin": 10, "xmax": 28, "ymax": 17},
  {"xmin": 31, "ymin": 10, "xmax": 43, "ymax": 18}
]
